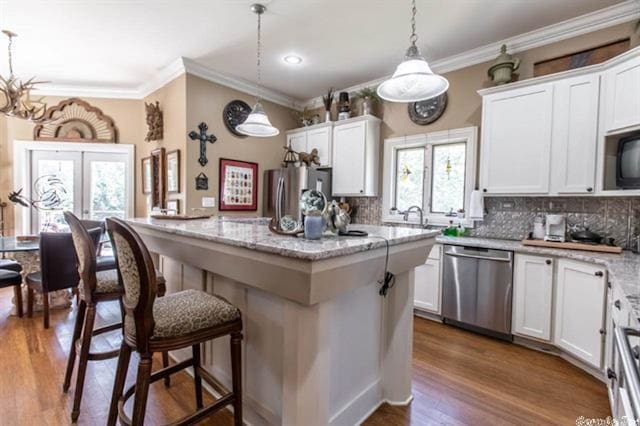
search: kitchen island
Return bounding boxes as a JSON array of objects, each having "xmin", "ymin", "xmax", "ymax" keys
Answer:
[{"xmin": 127, "ymin": 217, "xmax": 438, "ymax": 426}]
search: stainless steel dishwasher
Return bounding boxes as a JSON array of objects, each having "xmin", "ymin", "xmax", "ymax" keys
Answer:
[{"xmin": 442, "ymin": 245, "xmax": 514, "ymax": 339}]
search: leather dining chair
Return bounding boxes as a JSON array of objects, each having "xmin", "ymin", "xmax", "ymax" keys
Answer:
[{"xmin": 25, "ymin": 229, "xmax": 101, "ymax": 329}]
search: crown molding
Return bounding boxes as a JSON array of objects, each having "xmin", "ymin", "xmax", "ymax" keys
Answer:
[
  {"xmin": 32, "ymin": 84, "xmax": 141, "ymax": 99},
  {"xmin": 303, "ymin": 0, "xmax": 640, "ymax": 108}
]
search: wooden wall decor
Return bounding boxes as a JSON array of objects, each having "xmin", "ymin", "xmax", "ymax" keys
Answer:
[
  {"xmin": 33, "ymin": 97, "xmax": 118, "ymax": 142},
  {"xmin": 145, "ymin": 101, "xmax": 163, "ymax": 142},
  {"xmin": 150, "ymin": 148, "xmax": 166, "ymax": 209},
  {"xmin": 534, "ymin": 38, "xmax": 630, "ymax": 77}
]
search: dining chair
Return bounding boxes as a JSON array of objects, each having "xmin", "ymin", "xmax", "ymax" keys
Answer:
[
  {"xmin": 64, "ymin": 211, "xmax": 170, "ymax": 423},
  {"xmin": 106, "ymin": 217, "xmax": 243, "ymax": 426},
  {"xmin": 0, "ymin": 269, "xmax": 23, "ymax": 318},
  {"xmin": 25, "ymin": 229, "xmax": 101, "ymax": 329},
  {"xmin": 80, "ymin": 219, "xmax": 117, "ymax": 272}
]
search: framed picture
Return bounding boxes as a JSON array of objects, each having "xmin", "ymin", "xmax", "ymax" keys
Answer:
[
  {"xmin": 141, "ymin": 156, "xmax": 152, "ymax": 194},
  {"xmin": 166, "ymin": 149, "xmax": 180, "ymax": 193},
  {"xmin": 533, "ymin": 38, "xmax": 629, "ymax": 77},
  {"xmin": 150, "ymin": 148, "xmax": 166, "ymax": 209},
  {"xmin": 167, "ymin": 199, "xmax": 180, "ymax": 213},
  {"xmin": 219, "ymin": 158, "xmax": 258, "ymax": 211}
]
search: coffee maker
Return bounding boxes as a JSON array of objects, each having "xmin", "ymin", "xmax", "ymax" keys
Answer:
[{"xmin": 544, "ymin": 214, "xmax": 566, "ymax": 242}]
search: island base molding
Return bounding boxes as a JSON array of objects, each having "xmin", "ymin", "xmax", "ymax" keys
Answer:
[{"xmin": 131, "ymin": 225, "xmax": 435, "ymax": 426}]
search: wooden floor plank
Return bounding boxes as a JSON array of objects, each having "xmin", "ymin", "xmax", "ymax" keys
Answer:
[{"xmin": 0, "ymin": 287, "xmax": 608, "ymax": 425}]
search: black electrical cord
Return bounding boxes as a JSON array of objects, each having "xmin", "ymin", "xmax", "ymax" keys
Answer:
[{"xmin": 375, "ymin": 237, "xmax": 396, "ymax": 297}]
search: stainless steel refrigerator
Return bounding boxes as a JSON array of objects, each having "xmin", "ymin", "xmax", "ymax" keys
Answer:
[{"xmin": 263, "ymin": 166, "xmax": 331, "ymax": 223}]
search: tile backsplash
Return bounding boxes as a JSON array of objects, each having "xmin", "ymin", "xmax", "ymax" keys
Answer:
[{"xmin": 346, "ymin": 196, "xmax": 640, "ymax": 249}]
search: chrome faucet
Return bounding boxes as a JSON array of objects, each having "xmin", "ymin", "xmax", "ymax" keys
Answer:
[{"xmin": 402, "ymin": 205, "xmax": 427, "ymax": 228}]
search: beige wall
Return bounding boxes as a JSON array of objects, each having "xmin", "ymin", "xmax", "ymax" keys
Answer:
[{"xmin": 185, "ymin": 74, "xmax": 298, "ymax": 216}]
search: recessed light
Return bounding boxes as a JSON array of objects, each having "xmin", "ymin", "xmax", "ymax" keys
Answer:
[{"xmin": 283, "ymin": 55, "xmax": 302, "ymax": 65}]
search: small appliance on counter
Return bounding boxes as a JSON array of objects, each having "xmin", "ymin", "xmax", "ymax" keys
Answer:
[{"xmin": 544, "ymin": 214, "xmax": 566, "ymax": 242}]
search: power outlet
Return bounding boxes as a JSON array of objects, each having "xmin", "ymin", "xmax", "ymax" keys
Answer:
[{"xmin": 202, "ymin": 197, "xmax": 216, "ymax": 208}]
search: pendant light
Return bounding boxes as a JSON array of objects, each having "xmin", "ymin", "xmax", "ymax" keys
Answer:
[
  {"xmin": 236, "ymin": 3, "xmax": 280, "ymax": 138},
  {"xmin": 377, "ymin": 0, "xmax": 449, "ymax": 103}
]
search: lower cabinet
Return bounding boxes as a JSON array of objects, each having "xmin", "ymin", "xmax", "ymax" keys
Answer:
[
  {"xmin": 413, "ymin": 244, "xmax": 441, "ymax": 314},
  {"xmin": 554, "ymin": 259, "xmax": 607, "ymax": 368},
  {"xmin": 512, "ymin": 254, "xmax": 554, "ymax": 341}
]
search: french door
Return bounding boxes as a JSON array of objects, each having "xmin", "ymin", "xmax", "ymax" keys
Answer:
[{"xmin": 30, "ymin": 150, "xmax": 131, "ymax": 232}]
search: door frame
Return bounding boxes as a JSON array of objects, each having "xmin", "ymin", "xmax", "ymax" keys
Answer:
[{"xmin": 13, "ymin": 140, "xmax": 135, "ymax": 235}]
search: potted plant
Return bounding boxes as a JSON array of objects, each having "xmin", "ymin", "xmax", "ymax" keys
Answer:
[
  {"xmin": 354, "ymin": 87, "xmax": 380, "ymax": 116},
  {"xmin": 322, "ymin": 88, "xmax": 334, "ymax": 122}
]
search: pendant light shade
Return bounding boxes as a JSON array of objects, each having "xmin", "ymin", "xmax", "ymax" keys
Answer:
[
  {"xmin": 235, "ymin": 3, "xmax": 280, "ymax": 138},
  {"xmin": 236, "ymin": 102, "xmax": 279, "ymax": 137},
  {"xmin": 377, "ymin": 0, "xmax": 449, "ymax": 103}
]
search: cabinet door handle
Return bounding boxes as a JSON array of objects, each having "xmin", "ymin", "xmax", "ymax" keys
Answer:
[
  {"xmin": 482, "ymin": 188, "xmax": 487, "ymax": 193},
  {"xmin": 599, "ymin": 328, "xmax": 605, "ymax": 335},
  {"xmin": 607, "ymin": 281, "xmax": 611, "ymax": 289},
  {"xmin": 595, "ymin": 271, "xmax": 604, "ymax": 277},
  {"xmin": 633, "ymin": 346, "xmax": 640, "ymax": 360},
  {"xmin": 586, "ymin": 187, "xmax": 593, "ymax": 192},
  {"xmin": 614, "ymin": 300, "xmax": 621, "ymax": 310},
  {"xmin": 359, "ymin": 189, "xmax": 364, "ymax": 194},
  {"xmin": 607, "ymin": 368, "xmax": 617, "ymax": 380},
  {"xmin": 545, "ymin": 259, "xmax": 552, "ymax": 265}
]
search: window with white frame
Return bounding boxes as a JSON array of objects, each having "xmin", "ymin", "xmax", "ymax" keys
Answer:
[{"xmin": 382, "ymin": 127, "xmax": 477, "ymax": 226}]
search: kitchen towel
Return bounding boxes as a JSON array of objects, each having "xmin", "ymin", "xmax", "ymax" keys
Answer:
[{"xmin": 469, "ymin": 190, "xmax": 484, "ymax": 220}]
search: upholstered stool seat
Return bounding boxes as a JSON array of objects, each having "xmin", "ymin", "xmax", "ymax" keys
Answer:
[
  {"xmin": 0, "ymin": 269, "xmax": 24, "ymax": 318},
  {"xmin": 148, "ymin": 289, "xmax": 240, "ymax": 339},
  {"xmin": 0, "ymin": 258, "xmax": 22, "ymax": 273},
  {"xmin": 96, "ymin": 255, "xmax": 117, "ymax": 272}
]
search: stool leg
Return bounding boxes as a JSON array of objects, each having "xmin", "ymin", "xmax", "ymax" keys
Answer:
[
  {"xmin": 107, "ymin": 342, "xmax": 132, "ymax": 426},
  {"xmin": 63, "ymin": 300, "xmax": 86, "ymax": 392},
  {"xmin": 14, "ymin": 284, "xmax": 23, "ymax": 318},
  {"xmin": 27, "ymin": 287, "xmax": 33, "ymax": 317},
  {"xmin": 43, "ymin": 291, "xmax": 49, "ymax": 329},
  {"xmin": 192, "ymin": 344, "xmax": 203, "ymax": 409},
  {"xmin": 71, "ymin": 304, "xmax": 96, "ymax": 422},
  {"xmin": 131, "ymin": 355, "xmax": 153, "ymax": 426},
  {"xmin": 162, "ymin": 351, "xmax": 171, "ymax": 387},
  {"xmin": 230, "ymin": 331, "xmax": 243, "ymax": 426}
]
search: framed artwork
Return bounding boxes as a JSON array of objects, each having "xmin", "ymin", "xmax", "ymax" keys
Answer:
[
  {"xmin": 167, "ymin": 199, "xmax": 180, "ymax": 213},
  {"xmin": 219, "ymin": 158, "xmax": 258, "ymax": 211},
  {"xmin": 166, "ymin": 149, "xmax": 180, "ymax": 193},
  {"xmin": 150, "ymin": 148, "xmax": 166, "ymax": 209},
  {"xmin": 141, "ymin": 156, "xmax": 152, "ymax": 194}
]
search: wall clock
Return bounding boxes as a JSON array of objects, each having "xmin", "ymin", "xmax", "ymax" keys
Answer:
[
  {"xmin": 223, "ymin": 100, "xmax": 252, "ymax": 138},
  {"xmin": 408, "ymin": 93, "xmax": 448, "ymax": 125}
]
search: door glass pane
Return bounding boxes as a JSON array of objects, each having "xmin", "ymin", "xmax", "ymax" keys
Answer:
[
  {"xmin": 35, "ymin": 160, "xmax": 74, "ymax": 231},
  {"xmin": 394, "ymin": 147, "xmax": 424, "ymax": 212},
  {"xmin": 431, "ymin": 143, "xmax": 466, "ymax": 214},
  {"xmin": 89, "ymin": 161, "xmax": 126, "ymax": 220}
]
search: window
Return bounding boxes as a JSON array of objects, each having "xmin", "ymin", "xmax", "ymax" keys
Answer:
[{"xmin": 382, "ymin": 127, "xmax": 477, "ymax": 226}]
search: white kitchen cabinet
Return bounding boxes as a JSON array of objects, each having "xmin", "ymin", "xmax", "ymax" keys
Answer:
[
  {"xmin": 413, "ymin": 244, "xmax": 441, "ymax": 314},
  {"xmin": 512, "ymin": 254, "xmax": 554, "ymax": 341},
  {"xmin": 479, "ymin": 83, "xmax": 554, "ymax": 194},
  {"xmin": 550, "ymin": 74, "xmax": 600, "ymax": 194},
  {"xmin": 285, "ymin": 122, "xmax": 332, "ymax": 167},
  {"xmin": 554, "ymin": 259, "xmax": 607, "ymax": 368},
  {"xmin": 603, "ymin": 52, "xmax": 640, "ymax": 133},
  {"xmin": 332, "ymin": 115, "xmax": 380, "ymax": 196}
]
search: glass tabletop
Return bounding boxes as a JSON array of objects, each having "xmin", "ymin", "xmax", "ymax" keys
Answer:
[{"xmin": 0, "ymin": 237, "xmax": 40, "ymax": 252}]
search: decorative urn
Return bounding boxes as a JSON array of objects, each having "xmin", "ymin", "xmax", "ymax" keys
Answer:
[{"xmin": 487, "ymin": 44, "xmax": 520, "ymax": 85}]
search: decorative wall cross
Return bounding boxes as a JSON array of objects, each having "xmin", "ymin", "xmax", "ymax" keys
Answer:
[{"xmin": 188, "ymin": 122, "xmax": 217, "ymax": 167}]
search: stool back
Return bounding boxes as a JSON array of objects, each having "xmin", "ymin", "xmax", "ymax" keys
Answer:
[
  {"xmin": 106, "ymin": 217, "xmax": 157, "ymax": 353},
  {"xmin": 39, "ymin": 229, "xmax": 100, "ymax": 293},
  {"xmin": 65, "ymin": 212, "xmax": 104, "ymax": 303}
]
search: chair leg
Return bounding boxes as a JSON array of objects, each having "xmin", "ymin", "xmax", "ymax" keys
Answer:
[
  {"xmin": 43, "ymin": 291, "xmax": 50, "ymax": 329},
  {"xmin": 63, "ymin": 300, "xmax": 86, "ymax": 392},
  {"xmin": 107, "ymin": 342, "xmax": 132, "ymax": 426},
  {"xmin": 27, "ymin": 287, "xmax": 33, "ymax": 317},
  {"xmin": 230, "ymin": 331, "xmax": 243, "ymax": 426},
  {"xmin": 14, "ymin": 284, "xmax": 23, "ymax": 318},
  {"xmin": 162, "ymin": 351, "xmax": 171, "ymax": 387},
  {"xmin": 192, "ymin": 344, "xmax": 203, "ymax": 409},
  {"xmin": 131, "ymin": 355, "xmax": 153, "ymax": 426},
  {"xmin": 71, "ymin": 304, "xmax": 96, "ymax": 422}
]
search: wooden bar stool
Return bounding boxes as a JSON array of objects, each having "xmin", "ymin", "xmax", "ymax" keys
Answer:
[
  {"xmin": 106, "ymin": 217, "xmax": 243, "ymax": 426},
  {"xmin": 63, "ymin": 212, "xmax": 169, "ymax": 422}
]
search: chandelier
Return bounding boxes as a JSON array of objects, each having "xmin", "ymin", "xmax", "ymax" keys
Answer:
[
  {"xmin": 377, "ymin": 0, "xmax": 449, "ymax": 102},
  {"xmin": 0, "ymin": 30, "xmax": 50, "ymax": 122}
]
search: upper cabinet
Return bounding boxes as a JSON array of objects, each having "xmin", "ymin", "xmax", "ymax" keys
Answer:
[
  {"xmin": 332, "ymin": 115, "xmax": 381, "ymax": 197},
  {"xmin": 602, "ymin": 53, "xmax": 640, "ymax": 133},
  {"xmin": 480, "ymin": 84, "xmax": 554, "ymax": 194},
  {"xmin": 286, "ymin": 122, "xmax": 333, "ymax": 167},
  {"xmin": 478, "ymin": 46, "xmax": 640, "ymax": 197}
]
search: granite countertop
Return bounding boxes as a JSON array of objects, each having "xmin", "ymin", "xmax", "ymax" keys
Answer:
[
  {"xmin": 437, "ymin": 235, "xmax": 640, "ymax": 323},
  {"xmin": 127, "ymin": 217, "xmax": 439, "ymax": 261}
]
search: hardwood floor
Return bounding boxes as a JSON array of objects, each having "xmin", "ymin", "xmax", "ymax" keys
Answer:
[{"xmin": 0, "ymin": 287, "xmax": 609, "ymax": 425}]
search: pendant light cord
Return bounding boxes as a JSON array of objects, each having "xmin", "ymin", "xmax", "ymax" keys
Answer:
[
  {"xmin": 6, "ymin": 32, "xmax": 14, "ymax": 78},
  {"xmin": 409, "ymin": 0, "xmax": 418, "ymax": 47},
  {"xmin": 256, "ymin": 10, "xmax": 262, "ymax": 103}
]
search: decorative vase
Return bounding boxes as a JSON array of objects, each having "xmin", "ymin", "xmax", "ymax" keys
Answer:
[
  {"xmin": 304, "ymin": 215, "xmax": 324, "ymax": 240},
  {"xmin": 488, "ymin": 44, "xmax": 520, "ymax": 85},
  {"xmin": 361, "ymin": 97, "xmax": 373, "ymax": 116},
  {"xmin": 325, "ymin": 110, "xmax": 331, "ymax": 122}
]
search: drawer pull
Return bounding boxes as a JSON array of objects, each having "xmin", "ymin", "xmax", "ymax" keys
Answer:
[
  {"xmin": 607, "ymin": 368, "xmax": 617, "ymax": 380},
  {"xmin": 607, "ymin": 281, "xmax": 611, "ymax": 289},
  {"xmin": 633, "ymin": 346, "xmax": 639, "ymax": 360},
  {"xmin": 586, "ymin": 187, "xmax": 593, "ymax": 192},
  {"xmin": 614, "ymin": 300, "xmax": 621, "ymax": 310},
  {"xmin": 545, "ymin": 259, "xmax": 552, "ymax": 265},
  {"xmin": 595, "ymin": 271, "xmax": 604, "ymax": 277},
  {"xmin": 599, "ymin": 328, "xmax": 605, "ymax": 335}
]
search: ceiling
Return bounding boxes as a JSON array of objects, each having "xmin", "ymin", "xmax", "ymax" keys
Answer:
[{"xmin": 0, "ymin": 0, "xmax": 631, "ymax": 103}]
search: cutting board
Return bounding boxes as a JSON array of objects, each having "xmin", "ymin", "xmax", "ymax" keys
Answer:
[
  {"xmin": 150, "ymin": 214, "xmax": 212, "ymax": 220},
  {"xmin": 521, "ymin": 239, "xmax": 622, "ymax": 254}
]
